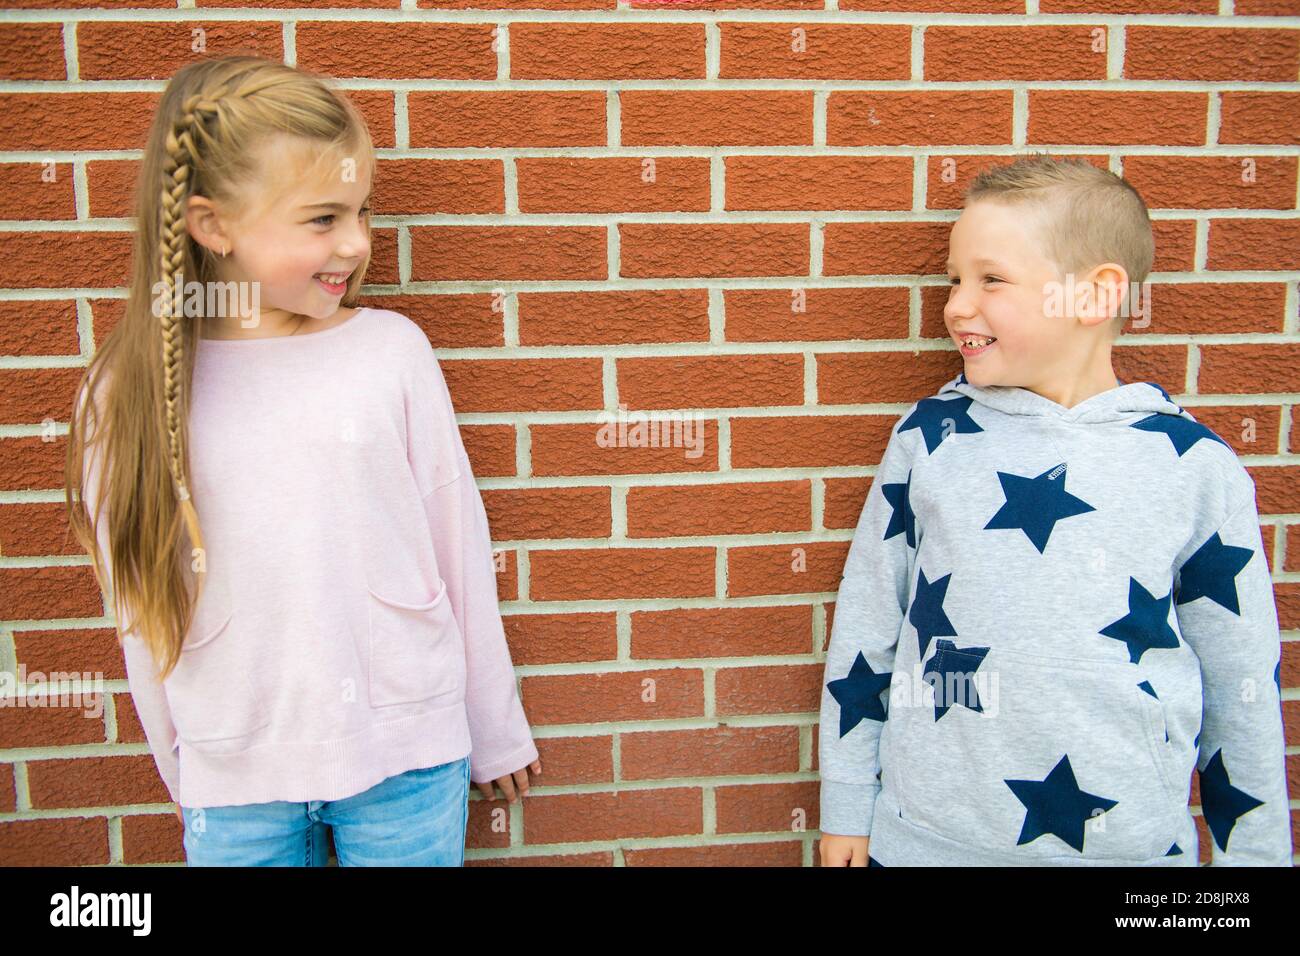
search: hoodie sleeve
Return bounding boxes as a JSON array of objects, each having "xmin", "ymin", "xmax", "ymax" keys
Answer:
[
  {"xmin": 405, "ymin": 336, "xmax": 539, "ymax": 785},
  {"xmin": 1174, "ymin": 484, "xmax": 1292, "ymax": 866},
  {"xmin": 77, "ymin": 382, "xmax": 182, "ymax": 806},
  {"xmin": 818, "ymin": 418, "xmax": 918, "ymax": 837}
]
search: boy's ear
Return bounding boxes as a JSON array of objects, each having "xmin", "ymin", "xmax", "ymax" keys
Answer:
[{"xmin": 1079, "ymin": 262, "xmax": 1131, "ymax": 327}]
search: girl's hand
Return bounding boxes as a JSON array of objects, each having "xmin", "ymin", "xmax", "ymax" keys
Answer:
[
  {"xmin": 474, "ymin": 759, "xmax": 542, "ymax": 803},
  {"xmin": 820, "ymin": 833, "xmax": 870, "ymax": 867}
]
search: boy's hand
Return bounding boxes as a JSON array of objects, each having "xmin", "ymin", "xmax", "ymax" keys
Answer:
[
  {"xmin": 474, "ymin": 759, "xmax": 542, "ymax": 803},
  {"xmin": 820, "ymin": 833, "xmax": 870, "ymax": 867}
]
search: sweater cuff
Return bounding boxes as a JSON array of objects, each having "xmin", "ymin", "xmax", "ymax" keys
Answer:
[{"xmin": 820, "ymin": 780, "xmax": 880, "ymax": 837}]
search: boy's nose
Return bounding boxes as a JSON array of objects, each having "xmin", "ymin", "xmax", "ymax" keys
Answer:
[{"xmin": 944, "ymin": 287, "xmax": 976, "ymax": 322}]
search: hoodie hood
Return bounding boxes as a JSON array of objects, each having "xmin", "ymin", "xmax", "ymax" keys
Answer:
[{"xmin": 940, "ymin": 372, "xmax": 1185, "ymax": 425}]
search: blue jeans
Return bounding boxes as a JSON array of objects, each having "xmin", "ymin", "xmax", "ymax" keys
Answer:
[{"xmin": 180, "ymin": 755, "xmax": 471, "ymax": 866}]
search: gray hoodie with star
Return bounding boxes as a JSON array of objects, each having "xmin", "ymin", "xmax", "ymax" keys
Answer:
[{"xmin": 818, "ymin": 373, "xmax": 1291, "ymax": 865}]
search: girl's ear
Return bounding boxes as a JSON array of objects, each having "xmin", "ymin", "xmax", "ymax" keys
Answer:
[{"xmin": 182, "ymin": 194, "xmax": 230, "ymax": 258}]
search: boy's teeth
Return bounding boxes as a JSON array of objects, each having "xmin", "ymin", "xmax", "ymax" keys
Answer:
[{"xmin": 964, "ymin": 336, "xmax": 995, "ymax": 347}]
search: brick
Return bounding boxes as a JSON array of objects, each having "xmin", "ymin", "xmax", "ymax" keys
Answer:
[
  {"xmin": 817, "ymin": 351, "xmax": 960, "ymax": 405},
  {"xmin": 727, "ymin": 540, "xmax": 852, "ymax": 596},
  {"xmin": 1207, "ymin": 219, "xmax": 1300, "ymax": 272},
  {"xmin": 519, "ymin": 289, "xmax": 710, "ymax": 345},
  {"xmin": 1028, "ymin": 91, "xmax": 1208, "ymax": 146},
  {"xmin": 76, "ymin": 21, "xmax": 282, "ymax": 80},
  {"xmin": 621, "ymin": 90, "xmax": 814, "ymax": 146},
  {"xmin": 731, "ymin": 414, "xmax": 896, "ymax": 469},
  {"xmin": 517, "ymin": 157, "xmax": 710, "ymax": 213},
  {"xmin": 621, "ymin": 725, "xmax": 800, "ymax": 778},
  {"xmin": 1122, "ymin": 156, "xmax": 1297, "ymax": 209},
  {"xmin": 725, "ymin": 155, "xmax": 911, "ymax": 211},
  {"xmin": 522, "ymin": 668, "xmax": 705, "ymax": 725},
  {"xmin": 481, "ymin": 485, "xmax": 611, "ymax": 540},
  {"xmin": 511, "ymin": 23, "xmax": 705, "ymax": 79},
  {"xmin": 411, "ymin": 226, "xmax": 607, "ymax": 281},
  {"xmin": 0, "ymin": 23, "xmax": 65, "ymax": 80},
  {"xmin": 618, "ymin": 354, "xmax": 805, "ymax": 409},
  {"xmin": 716, "ymin": 663, "xmax": 824, "ymax": 715},
  {"xmin": 374, "ymin": 159, "xmax": 504, "ymax": 215},
  {"xmin": 829, "ymin": 90, "xmax": 1013, "ymax": 146},
  {"xmin": 926, "ymin": 26, "xmax": 1107, "ymax": 81},
  {"xmin": 523, "ymin": 787, "xmax": 702, "ymax": 844},
  {"xmin": 620, "ymin": 223, "xmax": 808, "ymax": 279},
  {"xmin": 631, "ymin": 604, "xmax": 813, "ymax": 658},
  {"xmin": 1198, "ymin": 345, "xmax": 1300, "ymax": 395},
  {"xmin": 296, "ymin": 22, "xmax": 495, "ymax": 79},
  {"xmin": 441, "ymin": 358, "xmax": 603, "ymax": 412},
  {"xmin": 408, "ymin": 92, "xmax": 605, "ymax": 147},
  {"xmin": 725, "ymin": 287, "xmax": 910, "ymax": 342},
  {"xmin": 823, "ymin": 221, "xmax": 951, "ymax": 276},
  {"xmin": 502, "ymin": 613, "xmax": 617, "ymax": 665},
  {"xmin": 1219, "ymin": 92, "xmax": 1300, "ymax": 146},
  {"xmin": 0, "ymin": 92, "xmax": 154, "ymax": 150},
  {"xmin": 720, "ymin": 22, "xmax": 910, "ymax": 79},
  {"xmin": 1126, "ymin": 28, "xmax": 1299, "ymax": 83},
  {"xmin": 531, "ymin": 421, "xmax": 719, "ymax": 477},
  {"xmin": 529, "ymin": 546, "xmax": 716, "ymax": 601},
  {"xmin": 626, "ymin": 480, "xmax": 812, "ymax": 537}
]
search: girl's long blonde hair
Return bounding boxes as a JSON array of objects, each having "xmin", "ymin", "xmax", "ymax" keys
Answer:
[{"xmin": 65, "ymin": 55, "xmax": 374, "ymax": 679}]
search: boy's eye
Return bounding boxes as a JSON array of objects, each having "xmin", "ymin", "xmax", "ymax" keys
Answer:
[{"xmin": 984, "ymin": 275, "xmax": 1002, "ymax": 283}]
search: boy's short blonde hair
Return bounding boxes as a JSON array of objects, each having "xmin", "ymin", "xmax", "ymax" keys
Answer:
[{"xmin": 964, "ymin": 154, "xmax": 1155, "ymax": 338}]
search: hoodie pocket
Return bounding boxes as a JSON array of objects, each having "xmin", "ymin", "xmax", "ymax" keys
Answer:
[
  {"xmin": 366, "ymin": 579, "xmax": 466, "ymax": 707},
  {"xmin": 164, "ymin": 577, "xmax": 270, "ymax": 748},
  {"xmin": 891, "ymin": 646, "xmax": 1182, "ymax": 861}
]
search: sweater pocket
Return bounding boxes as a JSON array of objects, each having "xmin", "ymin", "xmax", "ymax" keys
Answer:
[
  {"xmin": 891, "ymin": 646, "xmax": 1183, "ymax": 862},
  {"xmin": 165, "ymin": 576, "xmax": 271, "ymax": 747},
  {"xmin": 366, "ymin": 578, "xmax": 466, "ymax": 707}
]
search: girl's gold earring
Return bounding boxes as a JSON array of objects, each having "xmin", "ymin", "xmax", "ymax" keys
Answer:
[{"xmin": 220, "ymin": 244, "xmax": 227, "ymax": 258}]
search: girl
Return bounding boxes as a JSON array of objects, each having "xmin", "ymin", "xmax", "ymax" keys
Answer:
[{"xmin": 65, "ymin": 55, "xmax": 540, "ymax": 866}]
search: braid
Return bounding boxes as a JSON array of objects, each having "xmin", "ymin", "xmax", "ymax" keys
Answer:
[{"xmin": 156, "ymin": 88, "xmax": 233, "ymax": 581}]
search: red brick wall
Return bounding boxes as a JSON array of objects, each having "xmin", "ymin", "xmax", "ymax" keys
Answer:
[{"xmin": 0, "ymin": 0, "xmax": 1296, "ymax": 867}]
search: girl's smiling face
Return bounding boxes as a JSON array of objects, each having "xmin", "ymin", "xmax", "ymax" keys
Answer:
[
  {"xmin": 943, "ymin": 198, "xmax": 1069, "ymax": 390},
  {"xmin": 188, "ymin": 133, "xmax": 373, "ymax": 329}
]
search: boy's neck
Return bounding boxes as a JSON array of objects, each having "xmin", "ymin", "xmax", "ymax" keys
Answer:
[{"xmin": 1023, "ymin": 364, "xmax": 1123, "ymax": 409}]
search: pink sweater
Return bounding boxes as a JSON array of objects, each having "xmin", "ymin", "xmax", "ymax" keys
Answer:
[{"xmin": 81, "ymin": 307, "xmax": 538, "ymax": 808}]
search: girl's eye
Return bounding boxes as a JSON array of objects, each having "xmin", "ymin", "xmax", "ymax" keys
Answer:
[
  {"xmin": 312, "ymin": 206, "xmax": 372, "ymax": 227},
  {"xmin": 984, "ymin": 275, "xmax": 1002, "ymax": 284}
]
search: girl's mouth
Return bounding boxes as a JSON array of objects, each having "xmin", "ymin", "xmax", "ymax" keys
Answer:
[
  {"xmin": 958, "ymin": 335, "xmax": 997, "ymax": 357},
  {"xmin": 314, "ymin": 271, "xmax": 351, "ymax": 295}
]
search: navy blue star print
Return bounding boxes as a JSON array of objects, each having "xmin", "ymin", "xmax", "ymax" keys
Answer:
[
  {"xmin": 922, "ymin": 639, "xmax": 989, "ymax": 721},
  {"xmin": 897, "ymin": 395, "xmax": 984, "ymax": 455},
  {"xmin": 1166, "ymin": 843, "xmax": 1183, "ymax": 856},
  {"xmin": 909, "ymin": 567, "xmax": 957, "ymax": 659},
  {"xmin": 1131, "ymin": 413, "xmax": 1229, "ymax": 456},
  {"xmin": 984, "ymin": 464, "xmax": 1096, "ymax": 553},
  {"xmin": 1198, "ymin": 749, "xmax": 1264, "ymax": 852},
  {"xmin": 1175, "ymin": 531, "xmax": 1253, "ymax": 614},
  {"xmin": 1100, "ymin": 578, "xmax": 1180, "ymax": 663},
  {"xmin": 827, "ymin": 651, "xmax": 892, "ymax": 737},
  {"xmin": 1006, "ymin": 754, "xmax": 1118, "ymax": 853},
  {"xmin": 882, "ymin": 469, "xmax": 916, "ymax": 548}
]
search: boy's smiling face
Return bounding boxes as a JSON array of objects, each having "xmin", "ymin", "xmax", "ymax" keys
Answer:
[{"xmin": 943, "ymin": 198, "xmax": 1070, "ymax": 390}]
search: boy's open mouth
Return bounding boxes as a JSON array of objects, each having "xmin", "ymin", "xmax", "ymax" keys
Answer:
[{"xmin": 958, "ymin": 334, "xmax": 997, "ymax": 355}]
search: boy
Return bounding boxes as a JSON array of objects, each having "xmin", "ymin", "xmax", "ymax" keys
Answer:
[{"xmin": 818, "ymin": 155, "xmax": 1291, "ymax": 866}]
